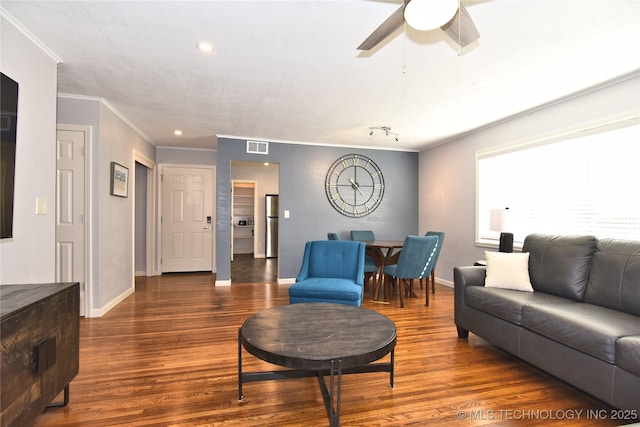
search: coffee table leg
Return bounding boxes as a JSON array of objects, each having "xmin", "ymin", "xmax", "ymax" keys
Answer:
[
  {"xmin": 317, "ymin": 360, "xmax": 343, "ymax": 427},
  {"xmin": 389, "ymin": 349, "xmax": 395, "ymax": 389},
  {"xmin": 238, "ymin": 328, "xmax": 243, "ymax": 401},
  {"xmin": 331, "ymin": 359, "xmax": 342, "ymax": 427}
]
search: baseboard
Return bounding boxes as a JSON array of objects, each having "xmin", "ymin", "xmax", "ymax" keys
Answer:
[
  {"xmin": 89, "ymin": 286, "xmax": 134, "ymax": 317},
  {"xmin": 437, "ymin": 277, "xmax": 453, "ymax": 288},
  {"xmin": 215, "ymin": 276, "xmax": 449, "ymax": 288}
]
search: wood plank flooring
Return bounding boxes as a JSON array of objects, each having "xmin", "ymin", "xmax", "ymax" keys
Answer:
[
  {"xmin": 32, "ymin": 272, "xmax": 622, "ymax": 427},
  {"xmin": 231, "ymin": 254, "xmax": 277, "ymax": 283}
]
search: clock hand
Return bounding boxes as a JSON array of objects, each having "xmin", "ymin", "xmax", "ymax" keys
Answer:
[{"xmin": 349, "ymin": 178, "xmax": 364, "ymax": 195}]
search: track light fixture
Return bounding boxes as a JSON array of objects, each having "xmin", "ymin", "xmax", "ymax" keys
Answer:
[{"xmin": 368, "ymin": 126, "xmax": 399, "ymax": 143}]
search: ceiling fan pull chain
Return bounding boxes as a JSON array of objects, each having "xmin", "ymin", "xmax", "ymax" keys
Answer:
[{"xmin": 403, "ymin": 20, "xmax": 408, "ymax": 74}]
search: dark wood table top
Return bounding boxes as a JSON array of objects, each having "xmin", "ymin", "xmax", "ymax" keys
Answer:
[
  {"xmin": 364, "ymin": 240, "xmax": 404, "ymax": 249},
  {"xmin": 240, "ymin": 303, "xmax": 397, "ymax": 371}
]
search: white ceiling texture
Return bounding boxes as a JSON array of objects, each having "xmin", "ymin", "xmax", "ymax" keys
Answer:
[{"xmin": 2, "ymin": 1, "xmax": 639, "ymax": 151}]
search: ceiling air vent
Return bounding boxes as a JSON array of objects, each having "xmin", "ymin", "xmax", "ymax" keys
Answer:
[{"xmin": 246, "ymin": 140, "xmax": 268, "ymax": 155}]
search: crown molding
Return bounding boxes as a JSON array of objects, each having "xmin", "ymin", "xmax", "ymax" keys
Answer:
[{"xmin": 1, "ymin": 7, "xmax": 63, "ymax": 64}]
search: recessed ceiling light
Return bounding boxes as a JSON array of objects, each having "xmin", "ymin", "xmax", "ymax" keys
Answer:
[
  {"xmin": 174, "ymin": 130, "xmax": 183, "ymax": 136},
  {"xmin": 197, "ymin": 42, "xmax": 214, "ymax": 53}
]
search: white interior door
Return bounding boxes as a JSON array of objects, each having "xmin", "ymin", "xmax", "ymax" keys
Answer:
[
  {"xmin": 161, "ymin": 166, "xmax": 214, "ymax": 272},
  {"xmin": 56, "ymin": 128, "xmax": 86, "ymax": 315}
]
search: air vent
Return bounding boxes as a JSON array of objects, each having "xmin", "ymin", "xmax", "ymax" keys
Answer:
[{"xmin": 246, "ymin": 140, "xmax": 268, "ymax": 155}]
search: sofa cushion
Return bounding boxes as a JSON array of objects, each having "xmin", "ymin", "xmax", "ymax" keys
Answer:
[
  {"xmin": 522, "ymin": 303, "xmax": 640, "ymax": 364},
  {"xmin": 484, "ymin": 252, "xmax": 533, "ymax": 292},
  {"xmin": 616, "ymin": 335, "xmax": 640, "ymax": 376},
  {"xmin": 465, "ymin": 286, "xmax": 572, "ymax": 325},
  {"xmin": 523, "ymin": 234, "xmax": 596, "ymax": 301},
  {"xmin": 584, "ymin": 238, "xmax": 640, "ymax": 316},
  {"xmin": 289, "ymin": 278, "xmax": 362, "ymax": 304}
]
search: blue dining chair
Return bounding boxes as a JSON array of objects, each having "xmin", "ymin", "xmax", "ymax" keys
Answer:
[
  {"xmin": 421, "ymin": 231, "xmax": 445, "ymax": 297},
  {"xmin": 383, "ymin": 235, "xmax": 439, "ymax": 308},
  {"xmin": 350, "ymin": 230, "xmax": 375, "ymax": 242},
  {"xmin": 350, "ymin": 230, "xmax": 379, "ymax": 293},
  {"xmin": 289, "ymin": 240, "xmax": 366, "ymax": 306}
]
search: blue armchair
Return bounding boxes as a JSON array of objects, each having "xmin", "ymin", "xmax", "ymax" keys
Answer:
[{"xmin": 289, "ymin": 240, "xmax": 366, "ymax": 306}]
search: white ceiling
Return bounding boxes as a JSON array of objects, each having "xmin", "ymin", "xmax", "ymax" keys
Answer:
[{"xmin": 2, "ymin": 1, "xmax": 639, "ymax": 151}]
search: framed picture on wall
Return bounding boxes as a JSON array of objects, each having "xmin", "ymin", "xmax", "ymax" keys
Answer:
[{"xmin": 110, "ymin": 162, "xmax": 128, "ymax": 197}]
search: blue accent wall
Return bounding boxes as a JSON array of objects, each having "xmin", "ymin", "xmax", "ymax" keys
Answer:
[{"xmin": 217, "ymin": 138, "xmax": 419, "ymax": 281}]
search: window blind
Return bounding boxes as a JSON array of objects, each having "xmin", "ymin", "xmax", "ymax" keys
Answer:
[{"xmin": 477, "ymin": 118, "xmax": 640, "ymax": 245}]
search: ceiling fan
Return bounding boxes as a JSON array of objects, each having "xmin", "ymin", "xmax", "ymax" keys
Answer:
[{"xmin": 357, "ymin": 0, "xmax": 480, "ymax": 51}]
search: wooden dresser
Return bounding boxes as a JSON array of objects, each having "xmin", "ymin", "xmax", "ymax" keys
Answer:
[{"xmin": 1, "ymin": 282, "xmax": 80, "ymax": 427}]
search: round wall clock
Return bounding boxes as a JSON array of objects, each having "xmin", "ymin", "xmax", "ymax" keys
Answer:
[{"xmin": 325, "ymin": 154, "xmax": 385, "ymax": 218}]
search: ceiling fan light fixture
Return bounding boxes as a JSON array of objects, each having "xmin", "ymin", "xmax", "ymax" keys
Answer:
[{"xmin": 404, "ymin": 0, "xmax": 459, "ymax": 31}]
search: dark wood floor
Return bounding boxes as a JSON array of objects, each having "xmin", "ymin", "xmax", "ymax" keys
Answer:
[
  {"xmin": 231, "ymin": 253, "xmax": 277, "ymax": 283},
  {"xmin": 32, "ymin": 264, "xmax": 622, "ymax": 427}
]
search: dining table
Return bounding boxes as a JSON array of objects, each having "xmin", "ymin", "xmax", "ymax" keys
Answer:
[{"xmin": 365, "ymin": 240, "xmax": 404, "ymax": 302}]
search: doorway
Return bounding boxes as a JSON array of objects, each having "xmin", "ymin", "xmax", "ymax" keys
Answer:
[
  {"xmin": 230, "ymin": 160, "xmax": 279, "ymax": 283},
  {"xmin": 160, "ymin": 165, "xmax": 216, "ymax": 273},
  {"xmin": 56, "ymin": 125, "xmax": 89, "ymax": 316}
]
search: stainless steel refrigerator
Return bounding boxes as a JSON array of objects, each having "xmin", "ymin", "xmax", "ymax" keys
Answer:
[{"xmin": 265, "ymin": 194, "xmax": 278, "ymax": 258}]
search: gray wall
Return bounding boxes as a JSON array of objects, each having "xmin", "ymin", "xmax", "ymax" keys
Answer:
[
  {"xmin": 57, "ymin": 96, "xmax": 156, "ymax": 315},
  {"xmin": 419, "ymin": 72, "xmax": 640, "ymax": 285},
  {"xmin": 217, "ymin": 138, "xmax": 419, "ymax": 282}
]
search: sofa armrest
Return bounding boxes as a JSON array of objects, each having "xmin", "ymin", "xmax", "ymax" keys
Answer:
[
  {"xmin": 454, "ymin": 266, "xmax": 486, "ymax": 288},
  {"xmin": 454, "ymin": 266, "xmax": 486, "ymax": 337}
]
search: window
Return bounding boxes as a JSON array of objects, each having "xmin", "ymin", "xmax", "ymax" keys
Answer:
[{"xmin": 477, "ymin": 117, "xmax": 640, "ymax": 247}]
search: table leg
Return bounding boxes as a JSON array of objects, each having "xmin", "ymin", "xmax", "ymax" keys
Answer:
[
  {"xmin": 373, "ymin": 269, "xmax": 384, "ymax": 301},
  {"xmin": 317, "ymin": 359, "xmax": 343, "ymax": 427},
  {"xmin": 46, "ymin": 384, "xmax": 70, "ymax": 408},
  {"xmin": 373, "ymin": 249, "xmax": 396, "ymax": 301},
  {"xmin": 238, "ymin": 328, "xmax": 243, "ymax": 401},
  {"xmin": 389, "ymin": 349, "xmax": 395, "ymax": 389}
]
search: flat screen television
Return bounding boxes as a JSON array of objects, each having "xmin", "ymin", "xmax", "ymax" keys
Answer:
[{"xmin": 1, "ymin": 72, "xmax": 18, "ymax": 239}]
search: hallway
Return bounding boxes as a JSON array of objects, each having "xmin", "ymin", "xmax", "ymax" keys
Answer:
[{"xmin": 231, "ymin": 254, "xmax": 278, "ymax": 283}]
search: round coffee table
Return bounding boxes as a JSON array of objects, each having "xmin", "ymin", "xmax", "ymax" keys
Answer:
[{"xmin": 238, "ymin": 302, "xmax": 397, "ymax": 427}]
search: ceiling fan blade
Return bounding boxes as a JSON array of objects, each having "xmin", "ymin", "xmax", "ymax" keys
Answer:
[
  {"xmin": 441, "ymin": 3, "xmax": 480, "ymax": 48},
  {"xmin": 357, "ymin": 4, "xmax": 405, "ymax": 50}
]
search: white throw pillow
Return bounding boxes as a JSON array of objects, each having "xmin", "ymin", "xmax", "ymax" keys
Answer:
[{"xmin": 484, "ymin": 251, "xmax": 534, "ymax": 292}]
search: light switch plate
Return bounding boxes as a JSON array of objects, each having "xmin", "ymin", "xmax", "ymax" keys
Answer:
[
  {"xmin": 284, "ymin": 210, "xmax": 290, "ymax": 218},
  {"xmin": 36, "ymin": 198, "xmax": 47, "ymax": 215}
]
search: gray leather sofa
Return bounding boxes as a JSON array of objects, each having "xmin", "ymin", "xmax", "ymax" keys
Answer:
[{"xmin": 454, "ymin": 234, "xmax": 640, "ymax": 412}]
